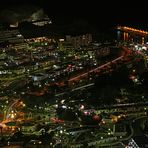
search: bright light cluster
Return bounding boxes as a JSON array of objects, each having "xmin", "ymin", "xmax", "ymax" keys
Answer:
[{"xmin": 117, "ymin": 26, "xmax": 148, "ymax": 35}]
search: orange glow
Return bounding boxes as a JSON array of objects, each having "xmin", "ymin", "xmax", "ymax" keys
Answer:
[
  {"xmin": 50, "ymin": 117, "xmax": 64, "ymax": 123},
  {"xmin": 118, "ymin": 26, "xmax": 148, "ymax": 35}
]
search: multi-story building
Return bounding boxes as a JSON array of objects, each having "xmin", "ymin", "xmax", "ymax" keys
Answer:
[
  {"xmin": 0, "ymin": 29, "xmax": 24, "ymax": 44},
  {"xmin": 0, "ymin": 29, "xmax": 29, "ymax": 50},
  {"xmin": 66, "ymin": 33, "xmax": 92, "ymax": 48}
]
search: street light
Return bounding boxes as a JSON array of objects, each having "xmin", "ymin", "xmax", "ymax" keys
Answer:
[
  {"xmin": 60, "ymin": 130, "xmax": 63, "ymax": 134},
  {"xmin": 9, "ymin": 110, "xmax": 16, "ymax": 119}
]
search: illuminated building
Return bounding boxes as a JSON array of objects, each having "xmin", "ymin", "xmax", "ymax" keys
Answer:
[
  {"xmin": 0, "ymin": 30, "xmax": 24, "ymax": 44},
  {"xmin": 0, "ymin": 29, "xmax": 29, "ymax": 50},
  {"xmin": 66, "ymin": 34, "xmax": 92, "ymax": 48},
  {"xmin": 32, "ymin": 19, "xmax": 52, "ymax": 26},
  {"xmin": 117, "ymin": 26, "xmax": 148, "ymax": 44}
]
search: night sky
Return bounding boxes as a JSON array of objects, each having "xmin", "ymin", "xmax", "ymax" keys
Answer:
[{"xmin": 0, "ymin": 0, "xmax": 147, "ymax": 30}]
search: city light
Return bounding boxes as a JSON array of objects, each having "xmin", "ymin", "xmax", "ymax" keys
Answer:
[{"xmin": 0, "ymin": 5, "xmax": 148, "ymax": 147}]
